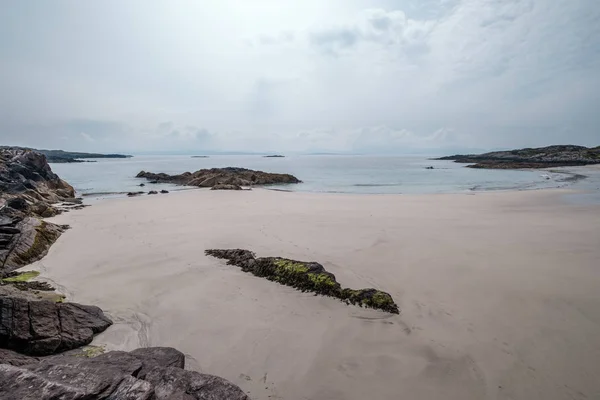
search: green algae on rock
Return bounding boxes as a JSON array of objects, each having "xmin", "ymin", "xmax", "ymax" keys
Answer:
[
  {"xmin": 1, "ymin": 270, "xmax": 40, "ymax": 282},
  {"xmin": 205, "ymin": 249, "xmax": 399, "ymax": 314}
]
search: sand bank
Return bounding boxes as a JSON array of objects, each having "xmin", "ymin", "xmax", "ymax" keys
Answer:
[{"xmin": 33, "ymin": 189, "xmax": 600, "ymax": 400}]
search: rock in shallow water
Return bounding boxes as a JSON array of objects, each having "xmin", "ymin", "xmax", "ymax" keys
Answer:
[{"xmin": 205, "ymin": 249, "xmax": 400, "ymax": 314}]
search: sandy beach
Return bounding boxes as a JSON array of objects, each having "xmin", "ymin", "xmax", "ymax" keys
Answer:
[{"xmin": 31, "ymin": 188, "xmax": 600, "ymax": 400}]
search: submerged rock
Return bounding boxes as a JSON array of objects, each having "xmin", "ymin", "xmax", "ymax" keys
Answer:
[
  {"xmin": 137, "ymin": 167, "xmax": 301, "ymax": 189},
  {"xmin": 205, "ymin": 249, "xmax": 400, "ymax": 314},
  {"xmin": 0, "ymin": 347, "xmax": 248, "ymax": 400}
]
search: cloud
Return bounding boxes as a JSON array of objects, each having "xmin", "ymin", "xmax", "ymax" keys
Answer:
[
  {"xmin": 79, "ymin": 132, "xmax": 95, "ymax": 142},
  {"xmin": 0, "ymin": 0, "xmax": 598, "ymax": 153}
]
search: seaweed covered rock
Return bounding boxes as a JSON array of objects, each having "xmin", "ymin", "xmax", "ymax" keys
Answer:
[
  {"xmin": 137, "ymin": 167, "xmax": 301, "ymax": 189},
  {"xmin": 205, "ymin": 249, "xmax": 400, "ymax": 314},
  {"xmin": 0, "ymin": 347, "xmax": 248, "ymax": 400}
]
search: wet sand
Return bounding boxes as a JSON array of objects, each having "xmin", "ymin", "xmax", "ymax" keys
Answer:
[{"xmin": 33, "ymin": 188, "xmax": 600, "ymax": 400}]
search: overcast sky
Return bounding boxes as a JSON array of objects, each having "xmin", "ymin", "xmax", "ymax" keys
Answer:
[{"xmin": 1, "ymin": 0, "xmax": 598, "ymax": 154}]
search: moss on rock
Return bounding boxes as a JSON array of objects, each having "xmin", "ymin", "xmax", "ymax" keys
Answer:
[
  {"xmin": 2, "ymin": 270, "xmax": 40, "ymax": 282},
  {"xmin": 206, "ymin": 249, "xmax": 399, "ymax": 314}
]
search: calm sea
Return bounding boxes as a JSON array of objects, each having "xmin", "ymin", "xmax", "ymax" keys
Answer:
[{"xmin": 49, "ymin": 155, "xmax": 599, "ymax": 200}]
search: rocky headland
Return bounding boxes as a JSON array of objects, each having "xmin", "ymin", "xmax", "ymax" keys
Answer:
[
  {"xmin": 137, "ymin": 167, "xmax": 301, "ymax": 190},
  {"xmin": 0, "ymin": 147, "xmax": 79, "ymax": 276},
  {"xmin": 0, "ymin": 147, "xmax": 132, "ymax": 163},
  {"xmin": 206, "ymin": 249, "xmax": 400, "ymax": 314},
  {"xmin": 437, "ymin": 145, "xmax": 600, "ymax": 169}
]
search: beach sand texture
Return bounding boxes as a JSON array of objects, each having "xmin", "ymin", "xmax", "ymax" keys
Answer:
[{"xmin": 33, "ymin": 189, "xmax": 600, "ymax": 400}]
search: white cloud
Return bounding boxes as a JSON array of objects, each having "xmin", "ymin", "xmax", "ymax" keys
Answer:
[{"xmin": 0, "ymin": 0, "xmax": 598, "ymax": 153}]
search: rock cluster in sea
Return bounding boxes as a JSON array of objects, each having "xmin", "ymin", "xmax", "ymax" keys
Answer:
[
  {"xmin": 437, "ymin": 144, "xmax": 600, "ymax": 169},
  {"xmin": 206, "ymin": 249, "xmax": 400, "ymax": 314},
  {"xmin": 136, "ymin": 167, "xmax": 301, "ymax": 190}
]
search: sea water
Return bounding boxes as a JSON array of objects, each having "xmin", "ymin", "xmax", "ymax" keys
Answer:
[{"xmin": 50, "ymin": 155, "xmax": 598, "ymax": 199}]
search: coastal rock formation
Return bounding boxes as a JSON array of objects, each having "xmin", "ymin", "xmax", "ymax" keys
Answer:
[
  {"xmin": 211, "ymin": 184, "xmax": 242, "ymax": 190},
  {"xmin": 0, "ymin": 296, "xmax": 113, "ymax": 356},
  {"xmin": 0, "ymin": 347, "xmax": 248, "ymax": 400},
  {"xmin": 437, "ymin": 145, "xmax": 600, "ymax": 169},
  {"xmin": 136, "ymin": 167, "xmax": 301, "ymax": 189},
  {"xmin": 0, "ymin": 147, "xmax": 77, "ymax": 274},
  {"xmin": 205, "ymin": 249, "xmax": 400, "ymax": 314}
]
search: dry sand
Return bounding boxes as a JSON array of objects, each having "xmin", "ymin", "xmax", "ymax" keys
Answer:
[{"xmin": 32, "ymin": 188, "xmax": 600, "ymax": 400}]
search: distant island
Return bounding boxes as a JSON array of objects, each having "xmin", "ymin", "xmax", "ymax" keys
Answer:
[
  {"xmin": 36, "ymin": 149, "xmax": 133, "ymax": 163},
  {"xmin": 191, "ymin": 155, "xmax": 209, "ymax": 158},
  {"xmin": 437, "ymin": 145, "xmax": 600, "ymax": 169},
  {"xmin": 264, "ymin": 154, "xmax": 285, "ymax": 158},
  {"xmin": 0, "ymin": 147, "xmax": 133, "ymax": 163}
]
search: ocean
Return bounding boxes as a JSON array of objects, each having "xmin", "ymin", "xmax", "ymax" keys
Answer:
[{"xmin": 49, "ymin": 155, "xmax": 600, "ymax": 201}]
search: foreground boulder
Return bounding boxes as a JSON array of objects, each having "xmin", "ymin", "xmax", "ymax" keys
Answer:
[
  {"xmin": 136, "ymin": 167, "xmax": 301, "ymax": 189},
  {"xmin": 0, "ymin": 347, "xmax": 248, "ymax": 400},
  {"xmin": 205, "ymin": 249, "xmax": 400, "ymax": 314},
  {"xmin": 436, "ymin": 144, "xmax": 600, "ymax": 169},
  {"xmin": 0, "ymin": 296, "xmax": 112, "ymax": 356}
]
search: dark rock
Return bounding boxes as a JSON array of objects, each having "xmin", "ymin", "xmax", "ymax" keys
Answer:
[
  {"xmin": 436, "ymin": 145, "xmax": 600, "ymax": 169},
  {"xmin": 127, "ymin": 191, "xmax": 144, "ymax": 197},
  {"xmin": 145, "ymin": 366, "xmax": 249, "ymax": 400},
  {"xmin": 0, "ymin": 347, "xmax": 247, "ymax": 400},
  {"xmin": 0, "ymin": 148, "xmax": 75, "ymax": 275},
  {"xmin": 425, "ymin": 166, "xmax": 434, "ymax": 170},
  {"xmin": 137, "ymin": 167, "xmax": 301, "ymax": 189},
  {"xmin": 130, "ymin": 347, "xmax": 185, "ymax": 378},
  {"xmin": 139, "ymin": 183, "xmax": 145, "ymax": 187},
  {"xmin": 148, "ymin": 190, "xmax": 158, "ymax": 195},
  {"xmin": 0, "ymin": 348, "xmax": 39, "ymax": 366},
  {"xmin": 211, "ymin": 184, "xmax": 242, "ymax": 190},
  {"xmin": 205, "ymin": 249, "xmax": 400, "ymax": 314},
  {"xmin": 0, "ymin": 297, "xmax": 112, "ymax": 356},
  {"xmin": 160, "ymin": 190, "xmax": 169, "ymax": 194},
  {"xmin": 7, "ymin": 197, "xmax": 27, "ymax": 210}
]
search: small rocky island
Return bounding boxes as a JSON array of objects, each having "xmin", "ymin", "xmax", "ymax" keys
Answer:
[
  {"xmin": 437, "ymin": 145, "xmax": 600, "ymax": 169},
  {"xmin": 0, "ymin": 147, "xmax": 133, "ymax": 163},
  {"xmin": 263, "ymin": 154, "xmax": 285, "ymax": 158},
  {"xmin": 137, "ymin": 167, "xmax": 301, "ymax": 190},
  {"xmin": 206, "ymin": 249, "xmax": 400, "ymax": 314}
]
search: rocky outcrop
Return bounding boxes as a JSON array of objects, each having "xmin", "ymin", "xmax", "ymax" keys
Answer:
[
  {"xmin": 437, "ymin": 145, "xmax": 600, "ymax": 169},
  {"xmin": 211, "ymin": 184, "xmax": 242, "ymax": 190},
  {"xmin": 0, "ymin": 347, "xmax": 248, "ymax": 400},
  {"xmin": 0, "ymin": 296, "xmax": 112, "ymax": 356},
  {"xmin": 136, "ymin": 167, "xmax": 301, "ymax": 189},
  {"xmin": 0, "ymin": 147, "xmax": 78, "ymax": 275},
  {"xmin": 205, "ymin": 249, "xmax": 400, "ymax": 314}
]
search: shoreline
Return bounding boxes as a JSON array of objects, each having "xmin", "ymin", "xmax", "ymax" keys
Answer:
[{"xmin": 26, "ymin": 186, "xmax": 600, "ymax": 399}]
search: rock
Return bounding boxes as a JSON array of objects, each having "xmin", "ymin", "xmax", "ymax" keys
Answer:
[
  {"xmin": 127, "ymin": 191, "xmax": 144, "ymax": 197},
  {"xmin": 425, "ymin": 166, "xmax": 434, "ymax": 170},
  {"xmin": 0, "ymin": 296, "xmax": 112, "ymax": 356},
  {"xmin": 436, "ymin": 145, "xmax": 600, "ymax": 169},
  {"xmin": 137, "ymin": 167, "xmax": 301, "ymax": 189},
  {"xmin": 0, "ymin": 348, "xmax": 39, "ymax": 366},
  {"xmin": 0, "ymin": 148, "xmax": 75, "ymax": 275},
  {"xmin": 205, "ymin": 249, "xmax": 400, "ymax": 314},
  {"xmin": 160, "ymin": 190, "xmax": 169, "ymax": 194},
  {"xmin": 211, "ymin": 184, "xmax": 242, "ymax": 190},
  {"xmin": 130, "ymin": 347, "xmax": 185, "ymax": 378},
  {"xmin": 145, "ymin": 366, "xmax": 249, "ymax": 400},
  {"xmin": 139, "ymin": 183, "xmax": 145, "ymax": 187},
  {"xmin": 148, "ymin": 191, "xmax": 158, "ymax": 195},
  {"xmin": 0, "ymin": 347, "xmax": 247, "ymax": 400}
]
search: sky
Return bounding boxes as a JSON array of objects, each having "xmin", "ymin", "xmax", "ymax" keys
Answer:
[{"xmin": 1, "ymin": 0, "xmax": 599, "ymax": 154}]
